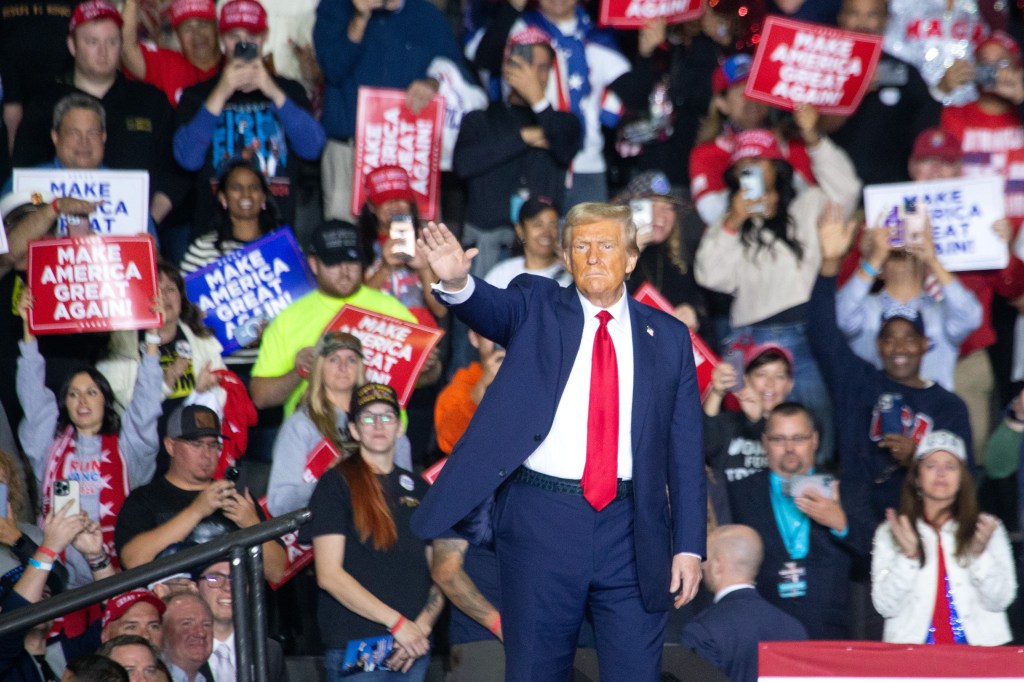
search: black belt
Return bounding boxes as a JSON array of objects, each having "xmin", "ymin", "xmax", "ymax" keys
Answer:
[{"xmin": 513, "ymin": 468, "xmax": 633, "ymax": 499}]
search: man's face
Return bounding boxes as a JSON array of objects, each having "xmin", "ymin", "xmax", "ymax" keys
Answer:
[
  {"xmin": 837, "ymin": 0, "xmax": 887, "ymax": 35},
  {"xmin": 166, "ymin": 437, "xmax": 222, "ymax": 486},
  {"xmin": 563, "ymin": 220, "xmax": 637, "ymax": 307},
  {"xmin": 108, "ymin": 643, "xmax": 160, "ymax": 682},
  {"xmin": 309, "ymin": 256, "xmax": 363, "ymax": 298},
  {"xmin": 163, "ymin": 596, "xmax": 214, "ymax": 673},
  {"xmin": 909, "ymin": 157, "xmax": 961, "ymax": 181},
  {"xmin": 176, "ymin": 19, "xmax": 219, "ymax": 68},
  {"xmin": 197, "ymin": 561, "xmax": 233, "ymax": 625},
  {"xmin": 877, "ymin": 319, "xmax": 928, "ymax": 383},
  {"xmin": 51, "ymin": 107, "xmax": 105, "ymax": 170},
  {"xmin": 68, "ymin": 20, "xmax": 122, "ymax": 80},
  {"xmin": 103, "ymin": 602, "xmax": 164, "ymax": 647},
  {"xmin": 763, "ymin": 412, "xmax": 818, "ymax": 478},
  {"xmin": 538, "ymin": 0, "xmax": 576, "ymax": 22}
]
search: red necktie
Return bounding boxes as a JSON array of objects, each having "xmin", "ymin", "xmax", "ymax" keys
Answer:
[
  {"xmin": 582, "ymin": 310, "xmax": 618, "ymax": 511},
  {"xmin": 931, "ymin": 533, "xmax": 956, "ymax": 644}
]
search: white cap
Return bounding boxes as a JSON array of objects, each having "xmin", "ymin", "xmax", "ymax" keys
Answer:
[{"xmin": 914, "ymin": 430, "xmax": 967, "ymax": 462}]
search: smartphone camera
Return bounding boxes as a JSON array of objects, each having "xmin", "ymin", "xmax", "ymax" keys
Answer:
[
  {"xmin": 54, "ymin": 480, "xmax": 70, "ymax": 497},
  {"xmin": 975, "ymin": 63, "xmax": 998, "ymax": 89},
  {"xmin": 234, "ymin": 41, "xmax": 259, "ymax": 62},
  {"xmin": 508, "ymin": 43, "xmax": 534, "ymax": 65}
]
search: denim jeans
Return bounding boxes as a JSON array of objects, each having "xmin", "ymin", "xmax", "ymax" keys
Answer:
[
  {"xmin": 727, "ymin": 321, "xmax": 836, "ymax": 463},
  {"xmin": 324, "ymin": 648, "xmax": 429, "ymax": 682}
]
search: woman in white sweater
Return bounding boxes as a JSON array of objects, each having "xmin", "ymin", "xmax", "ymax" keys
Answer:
[{"xmin": 871, "ymin": 430, "xmax": 1016, "ymax": 645}]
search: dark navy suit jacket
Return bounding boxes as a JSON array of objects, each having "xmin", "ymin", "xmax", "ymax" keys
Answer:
[
  {"xmin": 410, "ymin": 275, "xmax": 707, "ymax": 611},
  {"xmin": 681, "ymin": 587, "xmax": 808, "ymax": 682},
  {"xmin": 728, "ymin": 470, "xmax": 872, "ymax": 638}
]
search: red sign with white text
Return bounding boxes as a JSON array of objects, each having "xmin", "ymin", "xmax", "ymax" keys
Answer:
[
  {"xmin": 598, "ymin": 0, "xmax": 702, "ymax": 28},
  {"xmin": 260, "ymin": 438, "xmax": 341, "ymax": 589},
  {"xmin": 633, "ymin": 283, "xmax": 718, "ymax": 401},
  {"xmin": 352, "ymin": 87, "xmax": 444, "ymax": 220},
  {"xmin": 27, "ymin": 236, "xmax": 160, "ymax": 335},
  {"xmin": 745, "ymin": 17, "xmax": 883, "ymax": 116},
  {"xmin": 327, "ymin": 305, "xmax": 444, "ymax": 408}
]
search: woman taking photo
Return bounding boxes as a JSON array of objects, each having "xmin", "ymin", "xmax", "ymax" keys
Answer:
[
  {"xmin": 15, "ymin": 291, "xmax": 163, "ymax": 586},
  {"xmin": 266, "ymin": 332, "xmax": 412, "ymax": 516},
  {"xmin": 871, "ymin": 430, "xmax": 1016, "ymax": 645},
  {"xmin": 483, "ymin": 197, "xmax": 570, "ymax": 288},
  {"xmin": 301, "ymin": 383, "xmax": 443, "ymax": 681}
]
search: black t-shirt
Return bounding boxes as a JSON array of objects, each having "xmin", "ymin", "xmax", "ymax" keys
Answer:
[
  {"xmin": 300, "ymin": 465, "xmax": 431, "ymax": 649},
  {"xmin": 704, "ymin": 410, "xmax": 768, "ymax": 485},
  {"xmin": 0, "ymin": 0, "xmax": 78, "ymax": 106},
  {"xmin": 114, "ymin": 477, "xmax": 242, "ymax": 558}
]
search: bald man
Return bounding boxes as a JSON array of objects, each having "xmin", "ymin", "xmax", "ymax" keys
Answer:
[{"xmin": 681, "ymin": 525, "xmax": 808, "ymax": 682}]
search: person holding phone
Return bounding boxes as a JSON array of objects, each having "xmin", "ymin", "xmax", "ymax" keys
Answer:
[
  {"xmin": 358, "ymin": 166, "xmax": 446, "ymax": 325},
  {"xmin": 174, "ymin": 0, "xmax": 325, "ymax": 232},
  {"xmin": 871, "ymin": 430, "xmax": 1016, "ymax": 645},
  {"xmin": 695, "ymin": 107, "xmax": 862, "ymax": 464},
  {"xmin": 301, "ymin": 383, "xmax": 444, "ymax": 681},
  {"xmin": 15, "ymin": 290, "xmax": 164, "ymax": 588}
]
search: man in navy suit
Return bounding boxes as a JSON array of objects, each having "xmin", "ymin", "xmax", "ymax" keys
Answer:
[
  {"xmin": 412, "ymin": 203, "xmax": 707, "ymax": 682},
  {"xmin": 729, "ymin": 403, "xmax": 872, "ymax": 639},
  {"xmin": 682, "ymin": 524, "xmax": 807, "ymax": 682}
]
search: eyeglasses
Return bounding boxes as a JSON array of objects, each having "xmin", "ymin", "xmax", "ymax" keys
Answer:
[
  {"xmin": 200, "ymin": 573, "xmax": 232, "ymax": 588},
  {"xmin": 179, "ymin": 439, "xmax": 223, "ymax": 453},
  {"xmin": 357, "ymin": 412, "xmax": 398, "ymax": 426},
  {"xmin": 765, "ymin": 434, "xmax": 814, "ymax": 445}
]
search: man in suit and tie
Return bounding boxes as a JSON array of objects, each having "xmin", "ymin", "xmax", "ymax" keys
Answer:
[
  {"xmin": 728, "ymin": 402, "xmax": 872, "ymax": 639},
  {"xmin": 412, "ymin": 203, "xmax": 707, "ymax": 682},
  {"xmin": 682, "ymin": 524, "xmax": 808, "ymax": 682}
]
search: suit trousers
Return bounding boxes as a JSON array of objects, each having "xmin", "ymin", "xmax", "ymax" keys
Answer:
[{"xmin": 494, "ymin": 479, "xmax": 668, "ymax": 682}]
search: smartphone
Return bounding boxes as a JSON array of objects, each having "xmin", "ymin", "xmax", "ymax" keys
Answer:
[
  {"xmin": 788, "ymin": 473, "xmax": 834, "ymax": 499},
  {"xmin": 975, "ymin": 63, "xmax": 998, "ymax": 89},
  {"xmin": 53, "ymin": 479, "xmax": 80, "ymax": 516},
  {"xmin": 723, "ymin": 348, "xmax": 745, "ymax": 391},
  {"xmin": 878, "ymin": 393, "xmax": 904, "ymax": 435},
  {"xmin": 739, "ymin": 165, "xmax": 766, "ymax": 214},
  {"xmin": 902, "ymin": 198, "xmax": 927, "ymax": 246},
  {"xmin": 234, "ymin": 41, "xmax": 259, "ymax": 62},
  {"xmin": 224, "ymin": 466, "xmax": 245, "ymax": 495},
  {"xmin": 629, "ymin": 198, "xmax": 654, "ymax": 237},
  {"xmin": 390, "ymin": 215, "xmax": 416, "ymax": 260},
  {"xmin": 0, "ymin": 482, "xmax": 7, "ymax": 517},
  {"xmin": 508, "ymin": 43, "xmax": 534, "ymax": 65}
]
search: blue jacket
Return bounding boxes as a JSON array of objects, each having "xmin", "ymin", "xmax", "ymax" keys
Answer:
[
  {"xmin": 411, "ymin": 275, "xmax": 707, "ymax": 611},
  {"xmin": 314, "ymin": 0, "xmax": 465, "ymax": 140}
]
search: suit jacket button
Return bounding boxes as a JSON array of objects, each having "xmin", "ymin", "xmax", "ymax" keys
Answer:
[
  {"xmin": 498, "ymin": 469, "xmax": 506, "ymax": 477},
  {"xmin": 534, "ymin": 434, "xmax": 543, "ymax": 441}
]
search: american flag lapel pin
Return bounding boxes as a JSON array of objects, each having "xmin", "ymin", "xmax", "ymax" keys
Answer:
[{"xmin": 646, "ymin": 325, "xmax": 654, "ymax": 336}]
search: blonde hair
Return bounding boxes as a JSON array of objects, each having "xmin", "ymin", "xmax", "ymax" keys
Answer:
[
  {"xmin": 0, "ymin": 449, "xmax": 29, "ymax": 520},
  {"xmin": 562, "ymin": 202, "xmax": 638, "ymax": 255},
  {"xmin": 300, "ymin": 350, "xmax": 365, "ymax": 450}
]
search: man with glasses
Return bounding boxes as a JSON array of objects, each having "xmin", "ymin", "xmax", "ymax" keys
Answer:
[
  {"xmin": 113, "ymin": 405, "xmax": 286, "ymax": 581},
  {"xmin": 728, "ymin": 402, "xmax": 872, "ymax": 639},
  {"xmin": 250, "ymin": 220, "xmax": 416, "ymax": 417},
  {"xmin": 193, "ymin": 559, "xmax": 288, "ymax": 682}
]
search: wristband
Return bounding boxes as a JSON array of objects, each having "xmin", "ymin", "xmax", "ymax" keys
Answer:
[
  {"xmin": 51, "ymin": 198, "xmax": 61, "ymax": 215},
  {"xmin": 36, "ymin": 545, "xmax": 58, "ymax": 561},
  {"xmin": 87, "ymin": 553, "xmax": 111, "ymax": 571},
  {"xmin": 861, "ymin": 260, "xmax": 879, "ymax": 278},
  {"xmin": 144, "ymin": 332, "xmax": 162, "ymax": 346},
  {"xmin": 28, "ymin": 558, "xmax": 53, "ymax": 572},
  {"xmin": 388, "ymin": 615, "xmax": 406, "ymax": 635},
  {"xmin": 487, "ymin": 613, "xmax": 502, "ymax": 637}
]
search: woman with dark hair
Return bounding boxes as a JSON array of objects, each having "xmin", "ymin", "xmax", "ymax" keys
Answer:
[
  {"xmin": 180, "ymin": 159, "xmax": 281, "ymax": 275},
  {"xmin": 302, "ymin": 383, "xmax": 443, "ymax": 681},
  {"xmin": 14, "ymin": 290, "xmax": 163, "ymax": 586},
  {"xmin": 871, "ymin": 430, "xmax": 1016, "ymax": 645},
  {"xmin": 483, "ymin": 197, "xmax": 570, "ymax": 288},
  {"xmin": 358, "ymin": 166, "xmax": 446, "ymax": 325},
  {"xmin": 695, "ymin": 105, "xmax": 861, "ymax": 462},
  {"xmin": 98, "ymin": 261, "xmax": 227, "ymax": 474}
]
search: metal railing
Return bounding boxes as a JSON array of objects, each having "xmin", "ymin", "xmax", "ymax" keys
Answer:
[{"xmin": 0, "ymin": 508, "xmax": 311, "ymax": 682}]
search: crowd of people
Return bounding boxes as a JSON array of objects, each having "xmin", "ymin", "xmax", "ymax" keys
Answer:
[{"xmin": 1, "ymin": 0, "xmax": 1024, "ymax": 680}]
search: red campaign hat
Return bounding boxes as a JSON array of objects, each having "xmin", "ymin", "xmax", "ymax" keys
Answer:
[
  {"xmin": 101, "ymin": 590, "xmax": 166, "ymax": 630},
  {"xmin": 219, "ymin": 0, "xmax": 268, "ymax": 35},
  {"xmin": 729, "ymin": 129, "xmax": 784, "ymax": 165},
  {"xmin": 976, "ymin": 30, "xmax": 1022, "ymax": 65},
  {"xmin": 743, "ymin": 342, "xmax": 794, "ymax": 371},
  {"xmin": 171, "ymin": 0, "xmax": 217, "ymax": 29},
  {"xmin": 910, "ymin": 128, "xmax": 961, "ymax": 163},
  {"xmin": 69, "ymin": 0, "xmax": 123, "ymax": 34},
  {"xmin": 366, "ymin": 166, "xmax": 416, "ymax": 205}
]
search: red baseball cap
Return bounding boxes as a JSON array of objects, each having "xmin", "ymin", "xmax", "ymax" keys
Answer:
[
  {"xmin": 729, "ymin": 129, "xmax": 785, "ymax": 165},
  {"xmin": 69, "ymin": 0, "xmax": 123, "ymax": 34},
  {"xmin": 976, "ymin": 30, "xmax": 1022, "ymax": 65},
  {"xmin": 366, "ymin": 166, "xmax": 416, "ymax": 206},
  {"xmin": 102, "ymin": 590, "xmax": 166, "ymax": 630},
  {"xmin": 171, "ymin": 0, "xmax": 217, "ymax": 29},
  {"xmin": 219, "ymin": 0, "xmax": 268, "ymax": 35},
  {"xmin": 743, "ymin": 342, "xmax": 794, "ymax": 371},
  {"xmin": 909, "ymin": 128, "xmax": 961, "ymax": 164}
]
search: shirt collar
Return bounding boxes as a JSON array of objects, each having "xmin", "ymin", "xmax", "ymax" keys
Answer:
[
  {"xmin": 713, "ymin": 583, "xmax": 755, "ymax": 603},
  {"xmin": 577, "ymin": 284, "xmax": 631, "ymax": 328}
]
